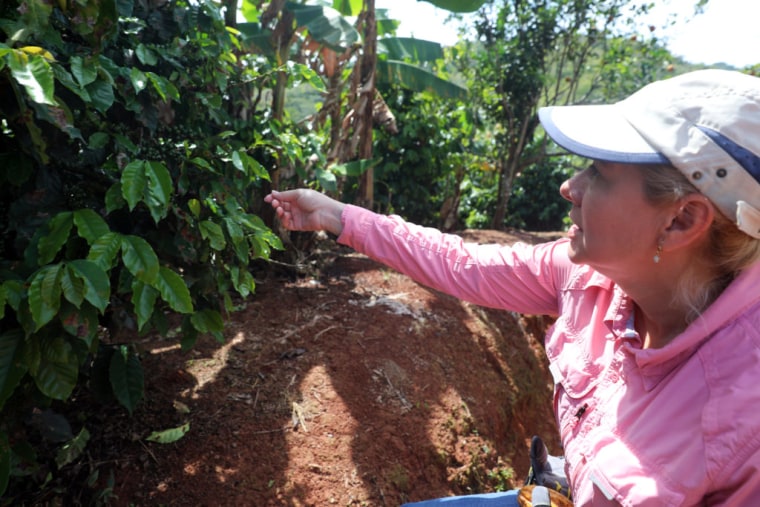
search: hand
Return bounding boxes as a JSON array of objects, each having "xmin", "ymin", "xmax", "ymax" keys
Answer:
[{"xmin": 264, "ymin": 189, "xmax": 346, "ymax": 235}]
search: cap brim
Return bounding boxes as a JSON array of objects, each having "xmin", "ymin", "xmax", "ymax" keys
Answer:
[{"xmin": 539, "ymin": 105, "xmax": 670, "ymax": 165}]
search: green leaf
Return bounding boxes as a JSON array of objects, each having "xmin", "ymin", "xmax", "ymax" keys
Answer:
[
  {"xmin": 56, "ymin": 427, "xmax": 90, "ymax": 469},
  {"xmin": 121, "ymin": 235, "xmax": 159, "ymax": 284},
  {"xmin": 85, "ymin": 78, "xmax": 115, "ymax": 113},
  {"xmin": 153, "ymin": 267, "xmax": 193, "ymax": 314},
  {"xmin": 1, "ymin": 280, "xmax": 23, "ymax": 313},
  {"xmin": 105, "ymin": 183, "xmax": 126, "ymax": 214},
  {"xmin": 121, "ymin": 160, "xmax": 146, "ymax": 210},
  {"xmin": 144, "ymin": 161, "xmax": 172, "ymax": 223},
  {"xmin": 332, "ymin": 0, "xmax": 362, "ymax": 16},
  {"xmin": 87, "ymin": 231, "xmax": 122, "ymax": 271},
  {"xmin": 28, "ymin": 264, "xmax": 63, "ymax": 330},
  {"xmin": 419, "ymin": 0, "xmax": 487, "ymax": 12},
  {"xmin": 129, "ymin": 67, "xmax": 147, "ymax": 93},
  {"xmin": 59, "ymin": 302, "xmax": 99, "ymax": 348},
  {"xmin": 316, "ymin": 167, "xmax": 337, "ymax": 191},
  {"xmin": 0, "ymin": 330, "xmax": 27, "ymax": 412},
  {"xmin": 61, "ymin": 266, "xmax": 86, "ymax": 308},
  {"xmin": 8, "ymin": 50, "xmax": 55, "ymax": 105},
  {"xmin": 180, "ymin": 316, "xmax": 198, "ymax": 351},
  {"xmin": 135, "ymin": 44, "xmax": 158, "ymax": 66},
  {"xmin": 146, "ymin": 422, "xmax": 189, "ymax": 444},
  {"xmin": 190, "ymin": 309, "xmax": 224, "ymax": 334},
  {"xmin": 38, "ymin": 212, "xmax": 73, "ymax": 265},
  {"xmin": 34, "ymin": 336, "xmax": 78, "ymax": 400},
  {"xmin": 224, "ymin": 218, "xmax": 248, "ymax": 263},
  {"xmin": 70, "ymin": 56, "xmax": 97, "ymax": 87},
  {"xmin": 73, "ymin": 209, "xmax": 109, "ymax": 245},
  {"xmin": 189, "ymin": 157, "xmax": 213, "ymax": 171},
  {"xmin": 67, "ymin": 260, "xmax": 110, "ymax": 313},
  {"xmin": 378, "ymin": 37, "xmax": 444, "ymax": 63},
  {"xmin": 131, "ymin": 280, "xmax": 158, "ymax": 331},
  {"xmin": 375, "ymin": 59, "xmax": 468, "ymax": 100},
  {"xmin": 288, "ymin": 3, "xmax": 360, "ymax": 52},
  {"xmin": 145, "ymin": 71, "xmax": 179, "ymax": 101},
  {"xmin": 109, "ymin": 346, "xmax": 144, "ymax": 415},
  {"xmin": 199, "ymin": 220, "xmax": 226, "ymax": 250},
  {"xmin": 0, "ymin": 431, "xmax": 9, "ymax": 496},
  {"xmin": 88, "ymin": 131, "xmax": 109, "ymax": 149},
  {"xmin": 188, "ymin": 198, "xmax": 201, "ymax": 218},
  {"xmin": 231, "ymin": 266, "xmax": 256, "ymax": 298}
]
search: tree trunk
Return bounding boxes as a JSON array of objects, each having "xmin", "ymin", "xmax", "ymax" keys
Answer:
[
  {"xmin": 491, "ymin": 159, "xmax": 510, "ymax": 228},
  {"xmin": 355, "ymin": 0, "xmax": 376, "ymax": 209},
  {"xmin": 223, "ymin": 0, "xmax": 237, "ymax": 28},
  {"xmin": 269, "ymin": 6, "xmax": 295, "ymax": 190}
]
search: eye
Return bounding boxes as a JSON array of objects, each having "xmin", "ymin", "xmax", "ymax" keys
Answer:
[{"xmin": 586, "ymin": 164, "xmax": 600, "ymax": 179}]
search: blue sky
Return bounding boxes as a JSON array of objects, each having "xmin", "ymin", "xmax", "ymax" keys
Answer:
[{"xmin": 377, "ymin": 0, "xmax": 760, "ymax": 68}]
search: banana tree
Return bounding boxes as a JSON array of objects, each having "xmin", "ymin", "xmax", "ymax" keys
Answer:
[{"xmin": 237, "ymin": 0, "xmax": 482, "ymax": 205}]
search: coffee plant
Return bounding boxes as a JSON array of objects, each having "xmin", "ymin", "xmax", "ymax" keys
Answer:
[{"xmin": 0, "ymin": 0, "xmax": 320, "ymax": 501}]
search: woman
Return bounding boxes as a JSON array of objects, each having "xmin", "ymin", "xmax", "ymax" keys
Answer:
[{"xmin": 265, "ymin": 69, "xmax": 760, "ymax": 506}]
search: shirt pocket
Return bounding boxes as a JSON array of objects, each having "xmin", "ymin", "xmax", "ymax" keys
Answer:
[{"xmin": 584, "ymin": 431, "xmax": 686, "ymax": 507}]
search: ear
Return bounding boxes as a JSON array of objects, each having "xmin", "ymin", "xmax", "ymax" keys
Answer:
[{"xmin": 661, "ymin": 194, "xmax": 714, "ymax": 251}]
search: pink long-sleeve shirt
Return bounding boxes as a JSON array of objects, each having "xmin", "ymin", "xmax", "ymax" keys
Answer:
[{"xmin": 337, "ymin": 204, "xmax": 760, "ymax": 507}]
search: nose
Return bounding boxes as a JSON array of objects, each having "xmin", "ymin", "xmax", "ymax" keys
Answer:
[{"xmin": 560, "ymin": 171, "xmax": 585, "ymax": 205}]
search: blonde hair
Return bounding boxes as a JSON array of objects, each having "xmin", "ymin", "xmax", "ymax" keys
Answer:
[{"xmin": 641, "ymin": 164, "xmax": 760, "ymax": 323}]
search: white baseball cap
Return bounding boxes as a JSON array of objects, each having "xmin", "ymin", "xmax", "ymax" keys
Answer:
[{"xmin": 539, "ymin": 69, "xmax": 760, "ymax": 239}]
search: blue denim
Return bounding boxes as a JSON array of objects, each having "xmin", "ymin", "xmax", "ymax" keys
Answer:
[{"xmin": 402, "ymin": 489, "xmax": 519, "ymax": 506}]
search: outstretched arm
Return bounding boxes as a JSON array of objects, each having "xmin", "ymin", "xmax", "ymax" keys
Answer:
[{"xmin": 264, "ymin": 189, "xmax": 346, "ymax": 235}]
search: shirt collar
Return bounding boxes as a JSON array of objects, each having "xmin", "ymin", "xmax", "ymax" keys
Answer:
[{"xmin": 631, "ymin": 260, "xmax": 760, "ymax": 391}]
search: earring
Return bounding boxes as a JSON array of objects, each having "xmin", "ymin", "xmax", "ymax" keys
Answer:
[{"xmin": 653, "ymin": 244, "xmax": 663, "ymax": 264}]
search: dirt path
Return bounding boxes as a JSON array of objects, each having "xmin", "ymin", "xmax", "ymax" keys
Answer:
[{"xmin": 102, "ymin": 230, "xmax": 561, "ymax": 506}]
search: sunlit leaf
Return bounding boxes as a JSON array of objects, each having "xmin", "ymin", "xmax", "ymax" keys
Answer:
[
  {"xmin": 332, "ymin": 0, "xmax": 362, "ymax": 16},
  {"xmin": 129, "ymin": 67, "xmax": 147, "ymax": 93},
  {"xmin": 8, "ymin": 50, "xmax": 55, "ymax": 104},
  {"xmin": 187, "ymin": 198, "xmax": 201, "ymax": 218},
  {"xmin": 146, "ymin": 422, "xmax": 189, "ymax": 444}
]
